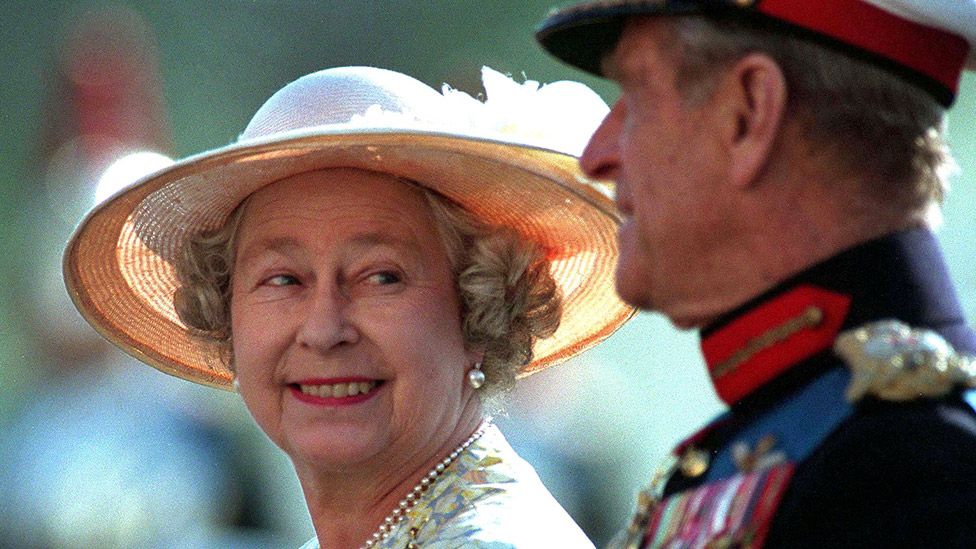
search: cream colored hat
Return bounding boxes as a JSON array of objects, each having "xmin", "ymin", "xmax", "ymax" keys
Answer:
[{"xmin": 63, "ymin": 66, "xmax": 634, "ymax": 390}]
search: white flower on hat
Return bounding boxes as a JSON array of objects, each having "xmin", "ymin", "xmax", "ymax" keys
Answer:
[{"xmin": 351, "ymin": 66, "xmax": 609, "ymax": 157}]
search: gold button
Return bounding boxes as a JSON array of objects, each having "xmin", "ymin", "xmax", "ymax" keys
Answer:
[
  {"xmin": 804, "ymin": 306, "xmax": 824, "ymax": 327},
  {"xmin": 679, "ymin": 447, "xmax": 710, "ymax": 478}
]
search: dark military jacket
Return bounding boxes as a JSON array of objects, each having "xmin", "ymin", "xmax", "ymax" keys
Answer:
[{"xmin": 631, "ymin": 228, "xmax": 976, "ymax": 548}]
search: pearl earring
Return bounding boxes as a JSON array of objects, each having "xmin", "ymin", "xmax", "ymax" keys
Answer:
[
  {"xmin": 467, "ymin": 361, "xmax": 485, "ymax": 389},
  {"xmin": 232, "ymin": 378, "xmax": 241, "ymax": 393}
]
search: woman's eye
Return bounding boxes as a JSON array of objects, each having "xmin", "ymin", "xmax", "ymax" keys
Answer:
[
  {"xmin": 365, "ymin": 271, "xmax": 401, "ymax": 285},
  {"xmin": 264, "ymin": 274, "xmax": 299, "ymax": 287}
]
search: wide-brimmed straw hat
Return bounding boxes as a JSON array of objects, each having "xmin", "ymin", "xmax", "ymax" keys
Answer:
[{"xmin": 63, "ymin": 65, "xmax": 634, "ymax": 390}]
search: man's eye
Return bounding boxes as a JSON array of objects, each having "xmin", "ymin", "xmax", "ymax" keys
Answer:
[
  {"xmin": 366, "ymin": 271, "xmax": 401, "ymax": 285},
  {"xmin": 265, "ymin": 274, "xmax": 299, "ymax": 287}
]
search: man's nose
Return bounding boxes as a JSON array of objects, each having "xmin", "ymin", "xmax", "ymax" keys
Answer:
[{"xmin": 579, "ymin": 101, "xmax": 622, "ymax": 181}]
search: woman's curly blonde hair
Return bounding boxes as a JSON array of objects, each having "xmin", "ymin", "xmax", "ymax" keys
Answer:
[{"xmin": 173, "ymin": 180, "xmax": 562, "ymax": 409}]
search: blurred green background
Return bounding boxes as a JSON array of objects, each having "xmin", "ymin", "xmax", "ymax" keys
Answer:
[{"xmin": 1, "ymin": 1, "xmax": 973, "ymax": 547}]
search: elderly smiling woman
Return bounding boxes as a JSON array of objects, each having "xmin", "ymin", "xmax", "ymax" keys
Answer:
[{"xmin": 64, "ymin": 66, "xmax": 632, "ymax": 548}]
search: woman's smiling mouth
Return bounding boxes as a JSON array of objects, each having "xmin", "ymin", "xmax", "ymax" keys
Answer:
[{"xmin": 289, "ymin": 378, "xmax": 384, "ymax": 405}]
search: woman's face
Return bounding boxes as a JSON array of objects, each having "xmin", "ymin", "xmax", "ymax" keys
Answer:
[{"xmin": 230, "ymin": 168, "xmax": 480, "ymax": 472}]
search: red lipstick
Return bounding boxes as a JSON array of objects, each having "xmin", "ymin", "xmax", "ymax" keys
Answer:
[{"xmin": 288, "ymin": 377, "xmax": 382, "ymax": 407}]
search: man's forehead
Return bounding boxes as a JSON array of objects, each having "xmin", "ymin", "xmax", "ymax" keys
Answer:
[
  {"xmin": 597, "ymin": 22, "xmax": 635, "ymax": 82},
  {"xmin": 599, "ymin": 17, "xmax": 667, "ymax": 83}
]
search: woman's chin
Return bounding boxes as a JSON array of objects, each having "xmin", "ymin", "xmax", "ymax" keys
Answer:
[{"xmin": 282, "ymin": 426, "xmax": 387, "ymax": 473}]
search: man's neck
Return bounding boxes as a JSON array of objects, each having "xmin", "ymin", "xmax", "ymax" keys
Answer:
[{"xmin": 666, "ymin": 182, "xmax": 924, "ymax": 330}]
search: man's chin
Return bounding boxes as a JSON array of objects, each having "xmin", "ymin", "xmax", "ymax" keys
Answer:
[
  {"xmin": 614, "ymin": 262, "xmax": 706, "ymax": 329},
  {"xmin": 614, "ymin": 264, "xmax": 654, "ymax": 311}
]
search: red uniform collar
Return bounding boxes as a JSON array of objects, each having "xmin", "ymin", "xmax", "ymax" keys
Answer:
[
  {"xmin": 701, "ymin": 285, "xmax": 851, "ymax": 406},
  {"xmin": 678, "ymin": 228, "xmax": 973, "ymax": 452}
]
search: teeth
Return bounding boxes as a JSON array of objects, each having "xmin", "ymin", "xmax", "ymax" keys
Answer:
[{"xmin": 300, "ymin": 381, "xmax": 377, "ymax": 398}]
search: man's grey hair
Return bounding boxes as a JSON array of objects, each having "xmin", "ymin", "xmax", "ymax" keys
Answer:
[{"xmin": 655, "ymin": 15, "xmax": 956, "ymax": 223}]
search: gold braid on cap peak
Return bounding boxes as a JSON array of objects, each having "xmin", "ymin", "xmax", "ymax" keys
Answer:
[{"xmin": 834, "ymin": 320, "xmax": 976, "ymax": 402}]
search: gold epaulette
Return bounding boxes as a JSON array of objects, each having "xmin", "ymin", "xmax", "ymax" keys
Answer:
[{"xmin": 834, "ymin": 320, "xmax": 976, "ymax": 402}]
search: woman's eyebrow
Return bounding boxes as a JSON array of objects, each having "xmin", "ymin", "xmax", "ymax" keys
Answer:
[
  {"xmin": 237, "ymin": 232, "xmax": 424, "ymax": 263},
  {"xmin": 346, "ymin": 232, "xmax": 413, "ymax": 249},
  {"xmin": 345, "ymin": 232, "xmax": 424, "ymax": 261},
  {"xmin": 237, "ymin": 237, "xmax": 301, "ymax": 265}
]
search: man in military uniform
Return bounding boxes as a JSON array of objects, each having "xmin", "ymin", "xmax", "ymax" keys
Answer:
[{"xmin": 535, "ymin": 1, "xmax": 976, "ymax": 547}]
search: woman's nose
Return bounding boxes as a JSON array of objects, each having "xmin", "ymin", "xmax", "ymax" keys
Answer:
[{"xmin": 295, "ymin": 286, "xmax": 359, "ymax": 351}]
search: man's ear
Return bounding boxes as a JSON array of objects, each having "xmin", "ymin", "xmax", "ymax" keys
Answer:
[{"xmin": 714, "ymin": 53, "xmax": 787, "ymax": 190}]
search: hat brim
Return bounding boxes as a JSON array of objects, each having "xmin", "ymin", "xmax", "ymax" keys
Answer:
[
  {"xmin": 536, "ymin": 0, "xmax": 711, "ymax": 76},
  {"xmin": 64, "ymin": 128, "xmax": 635, "ymax": 390}
]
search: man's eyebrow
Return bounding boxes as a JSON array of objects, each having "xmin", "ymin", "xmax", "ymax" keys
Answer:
[{"xmin": 600, "ymin": 53, "xmax": 621, "ymax": 81}]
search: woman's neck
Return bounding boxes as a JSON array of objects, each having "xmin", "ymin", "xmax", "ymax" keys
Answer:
[{"xmin": 296, "ymin": 405, "xmax": 485, "ymax": 549}]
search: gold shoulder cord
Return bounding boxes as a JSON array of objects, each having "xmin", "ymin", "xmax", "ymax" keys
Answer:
[
  {"xmin": 835, "ymin": 319, "xmax": 976, "ymax": 402},
  {"xmin": 613, "ymin": 320, "xmax": 976, "ymax": 549}
]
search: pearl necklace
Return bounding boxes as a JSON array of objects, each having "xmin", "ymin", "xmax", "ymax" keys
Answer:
[{"xmin": 361, "ymin": 421, "xmax": 491, "ymax": 548}]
